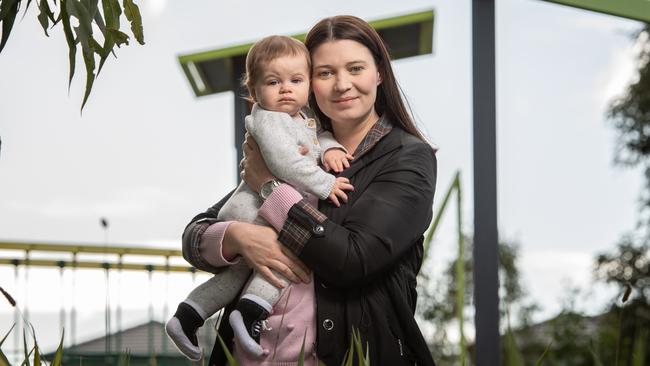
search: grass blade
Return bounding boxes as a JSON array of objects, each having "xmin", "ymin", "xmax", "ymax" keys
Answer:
[
  {"xmin": 118, "ymin": 348, "xmax": 131, "ymax": 366},
  {"xmin": 534, "ymin": 340, "xmax": 553, "ymax": 366},
  {"xmin": 22, "ymin": 328, "xmax": 30, "ymax": 366},
  {"xmin": 51, "ymin": 329, "xmax": 64, "ymax": 366},
  {"xmin": 588, "ymin": 339, "xmax": 605, "ymax": 366},
  {"xmin": 216, "ymin": 333, "xmax": 237, "ymax": 366},
  {"xmin": 353, "ymin": 329, "xmax": 365, "ymax": 366},
  {"xmin": 297, "ymin": 329, "xmax": 307, "ymax": 366},
  {"xmin": 30, "ymin": 325, "xmax": 40, "ymax": 366},
  {"xmin": 0, "ymin": 324, "xmax": 15, "ymax": 347},
  {"xmin": 0, "ymin": 325, "xmax": 13, "ymax": 366}
]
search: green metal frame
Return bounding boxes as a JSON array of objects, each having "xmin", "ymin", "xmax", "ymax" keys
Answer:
[
  {"xmin": 178, "ymin": 9, "xmax": 435, "ymax": 97},
  {"xmin": 422, "ymin": 171, "xmax": 467, "ymax": 363},
  {"xmin": 0, "ymin": 241, "xmax": 192, "ymax": 272},
  {"xmin": 541, "ymin": 0, "xmax": 650, "ymax": 22}
]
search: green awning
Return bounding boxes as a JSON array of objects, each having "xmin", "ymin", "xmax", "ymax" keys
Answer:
[{"xmin": 542, "ymin": 0, "xmax": 650, "ymax": 22}]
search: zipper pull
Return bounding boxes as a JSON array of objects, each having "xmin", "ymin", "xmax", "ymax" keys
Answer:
[{"xmin": 397, "ymin": 338, "xmax": 403, "ymax": 356}]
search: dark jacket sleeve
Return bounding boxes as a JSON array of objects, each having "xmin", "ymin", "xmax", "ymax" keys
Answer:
[
  {"xmin": 297, "ymin": 142, "xmax": 437, "ymax": 288},
  {"xmin": 181, "ymin": 189, "xmax": 235, "ymax": 273}
]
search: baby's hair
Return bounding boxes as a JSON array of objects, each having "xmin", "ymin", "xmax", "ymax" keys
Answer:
[{"xmin": 242, "ymin": 35, "xmax": 311, "ymax": 102}]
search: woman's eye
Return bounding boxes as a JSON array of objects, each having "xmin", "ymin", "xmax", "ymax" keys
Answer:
[
  {"xmin": 350, "ymin": 66, "xmax": 364, "ymax": 73},
  {"xmin": 317, "ymin": 70, "xmax": 333, "ymax": 78}
]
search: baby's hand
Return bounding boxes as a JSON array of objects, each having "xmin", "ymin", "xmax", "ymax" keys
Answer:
[
  {"xmin": 323, "ymin": 148, "xmax": 354, "ymax": 173},
  {"xmin": 328, "ymin": 177, "xmax": 354, "ymax": 207}
]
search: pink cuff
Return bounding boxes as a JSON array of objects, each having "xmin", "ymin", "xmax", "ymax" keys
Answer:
[
  {"xmin": 258, "ymin": 184, "xmax": 303, "ymax": 232},
  {"xmin": 201, "ymin": 221, "xmax": 240, "ymax": 267}
]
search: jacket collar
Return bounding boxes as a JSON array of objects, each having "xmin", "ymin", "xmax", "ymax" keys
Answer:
[
  {"xmin": 340, "ymin": 118, "xmax": 405, "ymax": 179},
  {"xmin": 351, "ymin": 114, "xmax": 393, "ymax": 159}
]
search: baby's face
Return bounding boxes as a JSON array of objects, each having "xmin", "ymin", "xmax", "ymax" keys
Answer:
[{"xmin": 254, "ymin": 55, "xmax": 310, "ymax": 116}]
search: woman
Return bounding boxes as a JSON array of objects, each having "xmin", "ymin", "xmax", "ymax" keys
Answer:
[{"xmin": 182, "ymin": 15, "xmax": 437, "ymax": 366}]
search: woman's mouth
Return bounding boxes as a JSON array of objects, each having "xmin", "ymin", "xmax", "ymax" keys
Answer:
[{"xmin": 334, "ymin": 96, "xmax": 358, "ymax": 104}]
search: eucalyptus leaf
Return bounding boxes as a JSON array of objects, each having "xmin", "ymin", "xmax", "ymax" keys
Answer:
[
  {"xmin": 0, "ymin": 0, "xmax": 143, "ymax": 110},
  {"xmin": 102, "ymin": 0, "xmax": 120, "ymax": 29},
  {"xmin": 36, "ymin": 0, "xmax": 55, "ymax": 36},
  {"xmin": 122, "ymin": 0, "xmax": 143, "ymax": 44},
  {"xmin": 89, "ymin": 36, "xmax": 105, "ymax": 56},
  {"xmin": 22, "ymin": 0, "xmax": 34, "ymax": 19},
  {"xmin": 0, "ymin": 0, "xmax": 18, "ymax": 21},
  {"xmin": 96, "ymin": 32, "xmax": 113, "ymax": 75},
  {"xmin": 71, "ymin": 0, "xmax": 97, "ymax": 111},
  {"xmin": 82, "ymin": 0, "xmax": 98, "ymax": 18},
  {"xmin": 97, "ymin": 0, "xmax": 121, "ymax": 74},
  {"xmin": 59, "ymin": 0, "xmax": 77, "ymax": 90},
  {"xmin": 107, "ymin": 28, "xmax": 127, "ymax": 46},
  {"xmin": 0, "ymin": 0, "xmax": 19, "ymax": 54},
  {"xmin": 79, "ymin": 38, "xmax": 96, "ymax": 111},
  {"xmin": 93, "ymin": 7, "xmax": 106, "ymax": 34}
]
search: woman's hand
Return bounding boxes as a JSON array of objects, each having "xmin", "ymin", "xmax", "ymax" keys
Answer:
[
  {"xmin": 241, "ymin": 134, "xmax": 275, "ymax": 193},
  {"xmin": 223, "ymin": 221, "xmax": 311, "ymax": 288}
]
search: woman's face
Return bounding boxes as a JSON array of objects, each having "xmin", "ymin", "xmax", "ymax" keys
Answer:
[{"xmin": 311, "ymin": 39, "xmax": 381, "ymax": 127}]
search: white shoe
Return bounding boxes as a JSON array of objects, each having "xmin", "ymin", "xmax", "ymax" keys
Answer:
[{"xmin": 165, "ymin": 316, "xmax": 202, "ymax": 361}]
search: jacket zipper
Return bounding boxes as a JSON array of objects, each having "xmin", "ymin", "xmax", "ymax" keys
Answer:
[{"xmin": 397, "ymin": 338, "xmax": 404, "ymax": 356}]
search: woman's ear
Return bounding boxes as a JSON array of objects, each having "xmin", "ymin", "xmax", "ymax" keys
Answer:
[{"xmin": 377, "ymin": 72, "xmax": 382, "ymax": 85}]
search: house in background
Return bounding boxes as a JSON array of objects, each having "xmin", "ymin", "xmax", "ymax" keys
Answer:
[{"xmin": 44, "ymin": 319, "xmax": 219, "ymax": 366}]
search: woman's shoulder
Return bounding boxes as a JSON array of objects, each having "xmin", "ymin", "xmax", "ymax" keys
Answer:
[{"xmin": 387, "ymin": 127, "xmax": 436, "ymax": 159}]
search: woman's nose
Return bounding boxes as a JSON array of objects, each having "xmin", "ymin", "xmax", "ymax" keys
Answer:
[{"xmin": 334, "ymin": 75, "xmax": 351, "ymax": 92}]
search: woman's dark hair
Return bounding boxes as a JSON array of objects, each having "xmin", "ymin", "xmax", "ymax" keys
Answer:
[{"xmin": 304, "ymin": 15, "xmax": 425, "ymax": 140}]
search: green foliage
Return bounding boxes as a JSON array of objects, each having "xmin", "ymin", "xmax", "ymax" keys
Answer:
[
  {"xmin": 215, "ymin": 327, "xmax": 368, "ymax": 366},
  {"xmin": 609, "ymin": 25, "xmax": 650, "ymax": 167},
  {"xmin": 595, "ymin": 235, "xmax": 650, "ymax": 302},
  {"xmin": 418, "ymin": 237, "xmax": 534, "ymax": 364},
  {"xmin": 0, "ymin": 324, "xmax": 63, "ymax": 366},
  {"xmin": 0, "ymin": 325, "xmax": 15, "ymax": 366},
  {"xmin": 632, "ymin": 327, "xmax": 648, "ymax": 366},
  {"xmin": 117, "ymin": 349, "xmax": 131, "ymax": 366},
  {"xmin": 216, "ymin": 333, "xmax": 237, "ymax": 366},
  {"xmin": 504, "ymin": 327, "xmax": 525, "ymax": 366},
  {"xmin": 0, "ymin": 0, "xmax": 145, "ymax": 112}
]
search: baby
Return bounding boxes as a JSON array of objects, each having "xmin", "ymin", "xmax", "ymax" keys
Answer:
[{"xmin": 166, "ymin": 35, "xmax": 353, "ymax": 360}]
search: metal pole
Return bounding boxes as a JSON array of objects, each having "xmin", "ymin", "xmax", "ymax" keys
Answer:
[
  {"xmin": 472, "ymin": 0, "xmax": 500, "ymax": 364},
  {"xmin": 116, "ymin": 255, "xmax": 123, "ymax": 354},
  {"xmin": 71, "ymin": 253, "xmax": 77, "ymax": 347},
  {"xmin": 232, "ymin": 55, "xmax": 248, "ymax": 182}
]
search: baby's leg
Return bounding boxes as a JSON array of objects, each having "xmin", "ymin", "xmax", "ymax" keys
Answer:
[
  {"xmin": 166, "ymin": 261, "xmax": 251, "ymax": 360},
  {"xmin": 186, "ymin": 261, "xmax": 252, "ymax": 316},
  {"xmin": 229, "ymin": 269, "xmax": 287, "ymax": 356}
]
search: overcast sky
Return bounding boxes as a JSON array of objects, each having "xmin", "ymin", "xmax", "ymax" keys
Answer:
[{"xmin": 0, "ymin": 0, "xmax": 644, "ymax": 356}]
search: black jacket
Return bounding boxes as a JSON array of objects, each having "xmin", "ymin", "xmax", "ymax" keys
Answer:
[{"xmin": 184, "ymin": 126, "xmax": 437, "ymax": 366}]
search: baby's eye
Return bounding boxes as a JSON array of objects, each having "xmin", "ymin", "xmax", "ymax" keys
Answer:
[
  {"xmin": 267, "ymin": 80, "xmax": 279, "ymax": 86},
  {"xmin": 291, "ymin": 78, "xmax": 303, "ymax": 84}
]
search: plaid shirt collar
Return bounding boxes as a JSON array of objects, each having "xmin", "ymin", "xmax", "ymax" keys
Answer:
[{"xmin": 352, "ymin": 115, "xmax": 393, "ymax": 159}]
